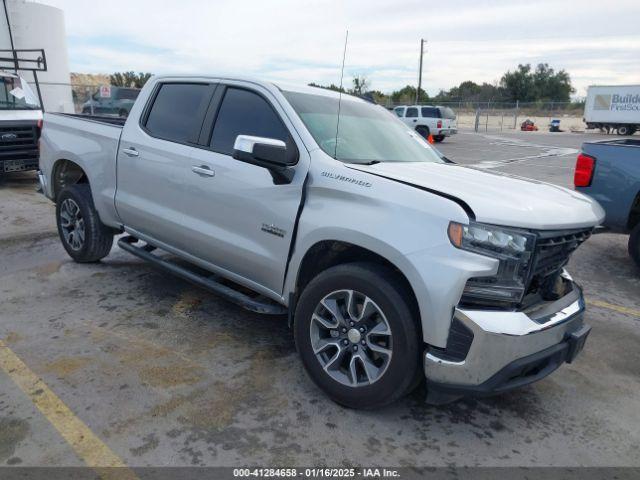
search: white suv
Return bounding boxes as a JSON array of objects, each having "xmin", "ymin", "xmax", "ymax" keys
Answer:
[{"xmin": 394, "ymin": 105, "xmax": 458, "ymax": 142}]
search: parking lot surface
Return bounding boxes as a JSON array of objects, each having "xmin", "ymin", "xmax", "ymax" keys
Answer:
[{"xmin": 1, "ymin": 129, "xmax": 639, "ymax": 469}]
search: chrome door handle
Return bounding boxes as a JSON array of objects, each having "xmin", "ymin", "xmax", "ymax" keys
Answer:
[
  {"xmin": 122, "ymin": 147, "xmax": 139, "ymax": 157},
  {"xmin": 191, "ymin": 165, "xmax": 215, "ymax": 177}
]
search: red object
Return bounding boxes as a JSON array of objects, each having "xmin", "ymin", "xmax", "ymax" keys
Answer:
[
  {"xmin": 520, "ymin": 120, "xmax": 538, "ymax": 131},
  {"xmin": 437, "ymin": 120, "xmax": 442, "ymax": 129},
  {"xmin": 574, "ymin": 153, "xmax": 595, "ymax": 187},
  {"xmin": 427, "ymin": 134, "xmax": 434, "ymax": 144}
]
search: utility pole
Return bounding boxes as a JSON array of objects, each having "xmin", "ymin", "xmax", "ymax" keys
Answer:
[{"xmin": 416, "ymin": 39, "xmax": 427, "ymax": 104}]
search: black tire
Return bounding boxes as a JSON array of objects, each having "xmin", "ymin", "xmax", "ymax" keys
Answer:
[
  {"xmin": 294, "ymin": 262, "xmax": 421, "ymax": 409},
  {"xmin": 56, "ymin": 184, "xmax": 114, "ymax": 263},
  {"xmin": 416, "ymin": 126, "xmax": 430, "ymax": 139},
  {"xmin": 629, "ymin": 223, "xmax": 640, "ymax": 270},
  {"xmin": 434, "ymin": 135, "xmax": 445, "ymax": 143},
  {"xmin": 618, "ymin": 125, "xmax": 632, "ymax": 136}
]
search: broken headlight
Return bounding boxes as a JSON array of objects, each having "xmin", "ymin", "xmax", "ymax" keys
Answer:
[{"xmin": 448, "ymin": 221, "xmax": 536, "ymax": 306}]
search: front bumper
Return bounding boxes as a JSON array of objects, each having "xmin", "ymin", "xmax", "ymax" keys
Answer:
[{"xmin": 424, "ymin": 275, "xmax": 589, "ymax": 403}]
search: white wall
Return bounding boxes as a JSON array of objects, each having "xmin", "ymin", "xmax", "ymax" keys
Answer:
[{"xmin": 1, "ymin": 0, "xmax": 73, "ymax": 112}]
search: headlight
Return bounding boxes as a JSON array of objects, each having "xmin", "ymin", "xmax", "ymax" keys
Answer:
[{"xmin": 448, "ymin": 221, "xmax": 536, "ymax": 306}]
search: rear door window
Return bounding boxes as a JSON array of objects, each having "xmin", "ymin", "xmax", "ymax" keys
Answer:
[
  {"xmin": 144, "ymin": 83, "xmax": 212, "ymax": 143},
  {"xmin": 440, "ymin": 107, "xmax": 457, "ymax": 119},
  {"xmin": 421, "ymin": 107, "xmax": 440, "ymax": 118},
  {"xmin": 210, "ymin": 87, "xmax": 291, "ymax": 156},
  {"xmin": 405, "ymin": 107, "xmax": 418, "ymax": 118}
]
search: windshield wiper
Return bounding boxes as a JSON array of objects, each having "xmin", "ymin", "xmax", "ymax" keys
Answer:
[{"xmin": 346, "ymin": 160, "xmax": 381, "ymax": 165}]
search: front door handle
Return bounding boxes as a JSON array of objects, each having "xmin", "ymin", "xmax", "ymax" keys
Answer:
[
  {"xmin": 191, "ymin": 165, "xmax": 215, "ymax": 177},
  {"xmin": 122, "ymin": 147, "xmax": 139, "ymax": 157}
]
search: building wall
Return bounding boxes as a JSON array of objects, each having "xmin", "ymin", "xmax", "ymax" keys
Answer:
[{"xmin": 1, "ymin": 0, "xmax": 73, "ymax": 112}]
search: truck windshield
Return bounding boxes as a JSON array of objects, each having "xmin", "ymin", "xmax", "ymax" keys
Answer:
[
  {"xmin": 283, "ymin": 90, "xmax": 444, "ymax": 164},
  {"xmin": 0, "ymin": 76, "xmax": 40, "ymax": 110}
]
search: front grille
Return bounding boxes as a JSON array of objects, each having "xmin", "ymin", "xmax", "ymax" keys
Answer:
[
  {"xmin": 0, "ymin": 124, "xmax": 39, "ymax": 162},
  {"xmin": 526, "ymin": 228, "xmax": 592, "ymax": 296}
]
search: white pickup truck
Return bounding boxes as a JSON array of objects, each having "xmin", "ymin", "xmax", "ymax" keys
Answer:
[{"xmin": 38, "ymin": 75, "xmax": 604, "ymax": 408}]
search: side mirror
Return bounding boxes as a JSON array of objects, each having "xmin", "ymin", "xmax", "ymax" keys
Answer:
[{"xmin": 232, "ymin": 135, "xmax": 295, "ymax": 184}]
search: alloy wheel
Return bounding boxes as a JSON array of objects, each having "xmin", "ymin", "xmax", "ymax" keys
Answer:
[
  {"xmin": 59, "ymin": 198, "xmax": 85, "ymax": 251},
  {"xmin": 309, "ymin": 289, "xmax": 393, "ymax": 387}
]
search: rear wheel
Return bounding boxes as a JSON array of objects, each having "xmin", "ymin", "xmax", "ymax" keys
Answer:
[
  {"xmin": 434, "ymin": 135, "xmax": 445, "ymax": 143},
  {"xmin": 56, "ymin": 184, "xmax": 114, "ymax": 263},
  {"xmin": 294, "ymin": 263, "xmax": 421, "ymax": 409},
  {"xmin": 629, "ymin": 223, "xmax": 640, "ymax": 269},
  {"xmin": 416, "ymin": 126, "xmax": 430, "ymax": 140},
  {"xmin": 618, "ymin": 125, "xmax": 632, "ymax": 136}
]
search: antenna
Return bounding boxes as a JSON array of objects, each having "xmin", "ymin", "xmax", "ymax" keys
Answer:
[{"xmin": 334, "ymin": 29, "xmax": 348, "ymax": 159}]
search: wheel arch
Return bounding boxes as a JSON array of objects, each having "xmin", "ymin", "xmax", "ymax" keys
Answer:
[
  {"xmin": 51, "ymin": 158, "xmax": 89, "ymax": 200},
  {"xmin": 287, "ymin": 239, "xmax": 424, "ymax": 342}
]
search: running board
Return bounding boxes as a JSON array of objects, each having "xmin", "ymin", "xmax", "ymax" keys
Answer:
[{"xmin": 117, "ymin": 236, "xmax": 287, "ymax": 315}]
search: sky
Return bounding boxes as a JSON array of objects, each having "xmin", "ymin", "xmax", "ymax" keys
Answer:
[{"xmin": 44, "ymin": 0, "xmax": 640, "ymax": 98}]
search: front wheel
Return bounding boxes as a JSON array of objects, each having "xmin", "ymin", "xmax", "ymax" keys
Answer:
[
  {"xmin": 56, "ymin": 184, "xmax": 114, "ymax": 263},
  {"xmin": 629, "ymin": 223, "xmax": 640, "ymax": 269},
  {"xmin": 294, "ymin": 263, "xmax": 421, "ymax": 409}
]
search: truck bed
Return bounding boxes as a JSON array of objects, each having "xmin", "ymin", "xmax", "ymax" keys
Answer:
[
  {"xmin": 40, "ymin": 112, "xmax": 124, "ymax": 227},
  {"xmin": 56, "ymin": 113, "xmax": 127, "ymax": 127},
  {"xmin": 578, "ymin": 139, "xmax": 640, "ymax": 232}
]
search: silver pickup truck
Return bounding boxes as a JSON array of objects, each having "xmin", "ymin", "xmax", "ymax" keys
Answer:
[{"xmin": 38, "ymin": 75, "xmax": 604, "ymax": 408}]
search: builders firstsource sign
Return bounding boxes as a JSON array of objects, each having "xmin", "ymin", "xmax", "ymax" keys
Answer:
[{"xmin": 595, "ymin": 93, "xmax": 640, "ymax": 111}]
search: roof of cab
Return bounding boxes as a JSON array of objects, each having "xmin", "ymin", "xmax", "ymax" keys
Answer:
[{"xmin": 149, "ymin": 74, "xmax": 367, "ymax": 103}]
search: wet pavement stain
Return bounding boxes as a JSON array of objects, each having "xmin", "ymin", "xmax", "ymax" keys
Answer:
[
  {"xmin": 0, "ymin": 417, "xmax": 29, "ymax": 463},
  {"xmin": 42, "ymin": 356, "xmax": 91, "ymax": 378},
  {"xmin": 140, "ymin": 365, "xmax": 205, "ymax": 388},
  {"xmin": 130, "ymin": 433, "xmax": 160, "ymax": 457}
]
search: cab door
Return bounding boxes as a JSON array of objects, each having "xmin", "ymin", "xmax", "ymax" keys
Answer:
[
  {"xmin": 115, "ymin": 81, "xmax": 216, "ymax": 250},
  {"xmin": 184, "ymin": 84, "xmax": 310, "ymax": 297}
]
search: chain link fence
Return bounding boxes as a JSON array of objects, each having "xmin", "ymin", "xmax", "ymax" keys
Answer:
[{"xmin": 380, "ymin": 100, "xmax": 587, "ymax": 132}]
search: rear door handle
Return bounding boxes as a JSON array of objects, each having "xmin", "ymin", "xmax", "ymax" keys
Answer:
[
  {"xmin": 122, "ymin": 147, "xmax": 139, "ymax": 157},
  {"xmin": 191, "ymin": 165, "xmax": 215, "ymax": 177}
]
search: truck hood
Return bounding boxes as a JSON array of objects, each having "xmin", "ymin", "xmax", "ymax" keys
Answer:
[{"xmin": 348, "ymin": 162, "xmax": 605, "ymax": 230}]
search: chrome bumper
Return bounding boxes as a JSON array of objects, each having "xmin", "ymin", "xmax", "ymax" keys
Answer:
[{"xmin": 424, "ymin": 276, "xmax": 587, "ymax": 396}]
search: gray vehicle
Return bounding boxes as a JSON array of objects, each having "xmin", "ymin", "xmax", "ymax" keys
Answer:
[
  {"xmin": 574, "ymin": 139, "xmax": 640, "ymax": 267},
  {"xmin": 81, "ymin": 87, "xmax": 139, "ymax": 118},
  {"xmin": 38, "ymin": 75, "xmax": 603, "ymax": 408}
]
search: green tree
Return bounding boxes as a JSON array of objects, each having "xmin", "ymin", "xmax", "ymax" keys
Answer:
[
  {"xmin": 532, "ymin": 63, "xmax": 574, "ymax": 102},
  {"xmin": 110, "ymin": 71, "xmax": 153, "ymax": 88},
  {"xmin": 500, "ymin": 64, "xmax": 536, "ymax": 102},
  {"xmin": 500, "ymin": 63, "xmax": 573, "ymax": 102},
  {"xmin": 351, "ymin": 75, "xmax": 370, "ymax": 95},
  {"xmin": 390, "ymin": 85, "xmax": 428, "ymax": 104}
]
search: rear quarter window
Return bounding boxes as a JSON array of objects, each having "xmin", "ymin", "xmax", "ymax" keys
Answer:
[
  {"xmin": 421, "ymin": 107, "xmax": 440, "ymax": 118},
  {"xmin": 440, "ymin": 107, "xmax": 457, "ymax": 119}
]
